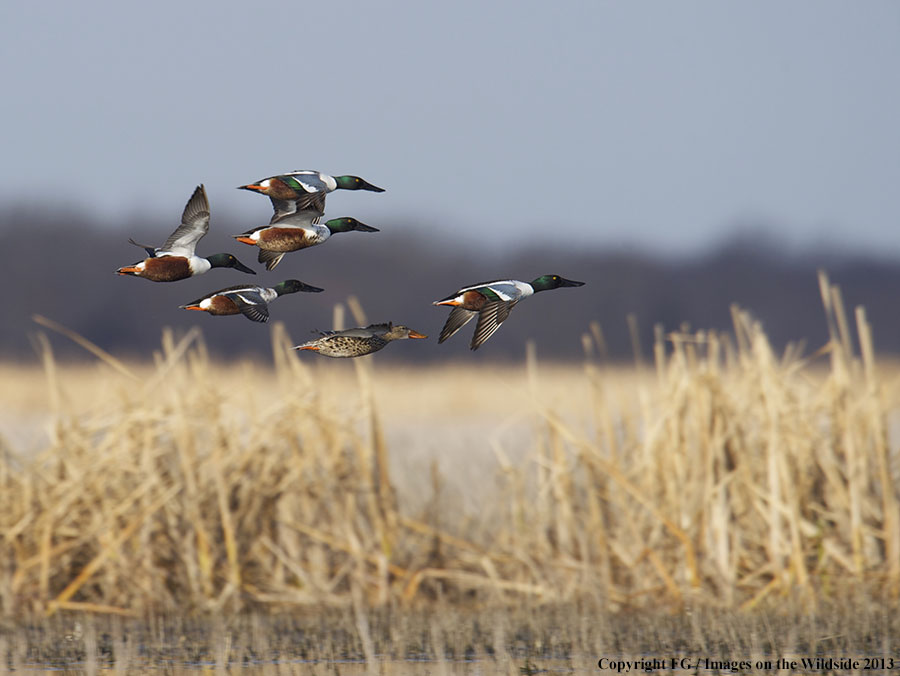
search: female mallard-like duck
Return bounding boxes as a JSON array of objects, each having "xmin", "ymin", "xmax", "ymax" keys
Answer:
[
  {"xmin": 233, "ymin": 215, "xmax": 380, "ymax": 270},
  {"xmin": 179, "ymin": 279, "xmax": 324, "ymax": 322},
  {"xmin": 116, "ymin": 185, "xmax": 255, "ymax": 282},
  {"xmin": 294, "ymin": 323, "xmax": 427, "ymax": 358},
  {"xmin": 238, "ymin": 170, "xmax": 385, "ymax": 223},
  {"xmin": 433, "ymin": 275, "xmax": 585, "ymax": 350}
]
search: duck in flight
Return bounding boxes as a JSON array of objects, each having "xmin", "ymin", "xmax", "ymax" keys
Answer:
[
  {"xmin": 433, "ymin": 275, "xmax": 585, "ymax": 350},
  {"xmin": 238, "ymin": 170, "xmax": 384, "ymax": 223},
  {"xmin": 116, "ymin": 185, "xmax": 255, "ymax": 282},
  {"xmin": 234, "ymin": 215, "xmax": 379, "ymax": 271},
  {"xmin": 293, "ymin": 323, "xmax": 427, "ymax": 358},
  {"xmin": 179, "ymin": 279, "xmax": 323, "ymax": 322}
]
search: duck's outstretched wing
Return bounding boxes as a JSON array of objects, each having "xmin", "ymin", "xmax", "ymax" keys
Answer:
[
  {"xmin": 438, "ymin": 307, "xmax": 477, "ymax": 344},
  {"xmin": 470, "ymin": 301, "xmax": 517, "ymax": 350},
  {"xmin": 269, "ymin": 196, "xmax": 325, "ymax": 224},
  {"xmin": 257, "ymin": 249, "xmax": 285, "ymax": 271},
  {"xmin": 162, "ymin": 185, "xmax": 210, "ymax": 255},
  {"xmin": 128, "ymin": 238, "xmax": 158, "ymax": 257},
  {"xmin": 270, "ymin": 208, "xmax": 322, "ymax": 226},
  {"xmin": 224, "ymin": 289, "xmax": 270, "ymax": 323}
]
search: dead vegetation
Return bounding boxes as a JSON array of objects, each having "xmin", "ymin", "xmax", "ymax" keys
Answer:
[{"xmin": 1, "ymin": 272, "xmax": 899, "ymax": 622}]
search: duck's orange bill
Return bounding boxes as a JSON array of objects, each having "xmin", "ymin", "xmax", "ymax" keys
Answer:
[
  {"xmin": 433, "ymin": 300, "xmax": 460, "ymax": 307},
  {"xmin": 234, "ymin": 236, "xmax": 256, "ymax": 245},
  {"xmin": 239, "ymin": 184, "xmax": 265, "ymax": 192},
  {"xmin": 408, "ymin": 331, "xmax": 428, "ymax": 339},
  {"xmin": 297, "ymin": 345, "xmax": 320, "ymax": 351},
  {"xmin": 182, "ymin": 305, "xmax": 204, "ymax": 311},
  {"xmin": 116, "ymin": 266, "xmax": 140, "ymax": 274}
]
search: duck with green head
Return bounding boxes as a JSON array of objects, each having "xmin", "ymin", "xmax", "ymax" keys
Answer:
[
  {"xmin": 116, "ymin": 184, "xmax": 255, "ymax": 282},
  {"xmin": 234, "ymin": 214, "xmax": 379, "ymax": 271},
  {"xmin": 433, "ymin": 275, "xmax": 585, "ymax": 350},
  {"xmin": 238, "ymin": 169, "xmax": 385, "ymax": 223},
  {"xmin": 180, "ymin": 279, "xmax": 323, "ymax": 322}
]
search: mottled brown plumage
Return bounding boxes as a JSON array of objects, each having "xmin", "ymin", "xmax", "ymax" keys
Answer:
[{"xmin": 293, "ymin": 323, "xmax": 427, "ymax": 358}]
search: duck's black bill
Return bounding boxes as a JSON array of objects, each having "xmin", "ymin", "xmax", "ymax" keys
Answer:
[
  {"xmin": 560, "ymin": 278, "xmax": 585, "ymax": 287},
  {"xmin": 233, "ymin": 260, "xmax": 257, "ymax": 274},
  {"xmin": 361, "ymin": 180, "xmax": 385, "ymax": 193},
  {"xmin": 299, "ymin": 283, "xmax": 325, "ymax": 293}
]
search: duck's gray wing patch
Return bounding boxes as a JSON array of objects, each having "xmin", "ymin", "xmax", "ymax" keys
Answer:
[
  {"xmin": 128, "ymin": 238, "xmax": 158, "ymax": 257},
  {"xmin": 163, "ymin": 185, "xmax": 210, "ymax": 255},
  {"xmin": 470, "ymin": 301, "xmax": 517, "ymax": 350},
  {"xmin": 438, "ymin": 307, "xmax": 477, "ymax": 344},
  {"xmin": 224, "ymin": 290, "xmax": 269, "ymax": 323},
  {"xmin": 258, "ymin": 249, "xmax": 285, "ymax": 271},
  {"xmin": 336, "ymin": 327, "xmax": 380, "ymax": 338},
  {"xmin": 270, "ymin": 208, "xmax": 322, "ymax": 227},
  {"xmin": 270, "ymin": 195, "xmax": 326, "ymax": 224}
]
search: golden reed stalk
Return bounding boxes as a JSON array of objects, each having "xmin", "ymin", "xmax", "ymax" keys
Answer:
[{"xmin": 1, "ymin": 275, "xmax": 898, "ymax": 618}]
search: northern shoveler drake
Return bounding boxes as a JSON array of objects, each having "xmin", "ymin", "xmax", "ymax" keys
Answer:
[
  {"xmin": 238, "ymin": 170, "xmax": 385, "ymax": 223},
  {"xmin": 179, "ymin": 279, "xmax": 324, "ymax": 323},
  {"xmin": 233, "ymin": 215, "xmax": 380, "ymax": 271},
  {"xmin": 433, "ymin": 275, "xmax": 585, "ymax": 350},
  {"xmin": 294, "ymin": 323, "xmax": 427, "ymax": 358},
  {"xmin": 116, "ymin": 185, "xmax": 256, "ymax": 282}
]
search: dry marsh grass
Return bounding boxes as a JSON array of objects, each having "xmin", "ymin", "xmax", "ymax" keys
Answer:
[{"xmin": 1, "ymin": 272, "xmax": 899, "ymax": 627}]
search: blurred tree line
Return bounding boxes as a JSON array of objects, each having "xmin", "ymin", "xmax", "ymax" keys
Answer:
[{"xmin": 3, "ymin": 207, "xmax": 899, "ymax": 363}]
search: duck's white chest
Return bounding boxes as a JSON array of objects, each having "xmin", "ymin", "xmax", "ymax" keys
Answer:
[
  {"xmin": 188, "ymin": 257, "xmax": 211, "ymax": 275},
  {"xmin": 310, "ymin": 224, "xmax": 331, "ymax": 244}
]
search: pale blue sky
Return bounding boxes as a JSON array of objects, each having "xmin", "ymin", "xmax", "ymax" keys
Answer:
[{"xmin": 3, "ymin": 1, "xmax": 899, "ymax": 255}]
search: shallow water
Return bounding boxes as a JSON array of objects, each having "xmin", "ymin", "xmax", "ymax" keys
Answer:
[
  {"xmin": 9, "ymin": 657, "xmax": 590, "ymax": 675},
  {"xmin": 3, "ymin": 603, "xmax": 897, "ymax": 675}
]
